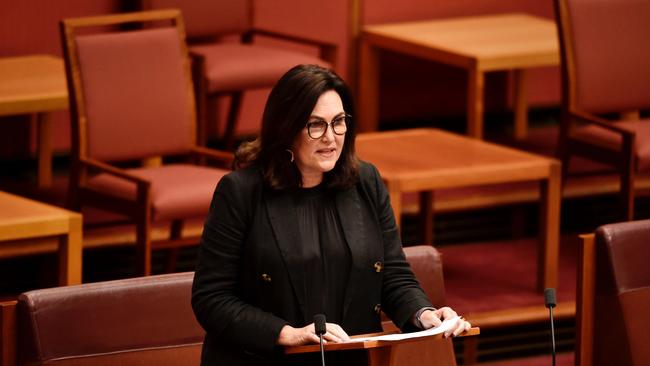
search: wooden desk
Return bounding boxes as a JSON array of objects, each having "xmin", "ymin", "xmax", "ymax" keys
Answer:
[
  {"xmin": 358, "ymin": 13, "xmax": 559, "ymax": 139},
  {"xmin": 0, "ymin": 191, "xmax": 82, "ymax": 285},
  {"xmin": 286, "ymin": 327, "xmax": 479, "ymax": 366},
  {"xmin": 356, "ymin": 128, "xmax": 561, "ymax": 291},
  {"xmin": 0, "ymin": 55, "xmax": 68, "ymax": 188}
]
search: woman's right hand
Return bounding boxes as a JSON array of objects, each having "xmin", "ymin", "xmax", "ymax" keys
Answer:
[{"xmin": 276, "ymin": 322, "xmax": 350, "ymax": 346}]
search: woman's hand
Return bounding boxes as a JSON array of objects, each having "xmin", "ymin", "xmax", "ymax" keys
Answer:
[
  {"xmin": 276, "ymin": 322, "xmax": 350, "ymax": 346},
  {"xmin": 418, "ymin": 306, "xmax": 472, "ymax": 338}
]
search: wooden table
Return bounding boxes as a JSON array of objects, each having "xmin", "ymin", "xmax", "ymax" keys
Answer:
[
  {"xmin": 0, "ymin": 55, "xmax": 68, "ymax": 188},
  {"xmin": 356, "ymin": 128, "xmax": 561, "ymax": 291},
  {"xmin": 358, "ymin": 13, "xmax": 560, "ymax": 139},
  {"xmin": 0, "ymin": 191, "xmax": 82, "ymax": 285}
]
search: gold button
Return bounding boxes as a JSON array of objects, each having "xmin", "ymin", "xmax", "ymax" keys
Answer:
[
  {"xmin": 261, "ymin": 273, "xmax": 272, "ymax": 283},
  {"xmin": 374, "ymin": 261, "xmax": 383, "ymax": 273},
  {"xmin": 374, "ymin": 304, "xmax": 381, "ymax": 314}
]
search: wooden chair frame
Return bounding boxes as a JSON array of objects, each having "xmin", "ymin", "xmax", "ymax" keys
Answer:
[
  {"xmin": 60, "ymin": 9, "xmax": 233, "ymax": 275},
  {"xmin": 576, "ymin": 233, "xmax": 595, "ymax": 366},
  {"xmin": 554, "ymin": 0, "xmax": 639, "ymax": 221},
  {"xmin": 141, "ymin": 0, "xmax": 338, "ymax": 148}
]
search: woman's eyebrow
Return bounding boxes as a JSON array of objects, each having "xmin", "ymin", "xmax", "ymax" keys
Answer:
[{"xmin": 308, "ymin": 111, "xmax": 346, "ymax": 120}]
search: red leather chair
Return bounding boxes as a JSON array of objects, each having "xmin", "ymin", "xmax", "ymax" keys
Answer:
[
  {"xmin": 11, "ymin": 273, "xmax": 201, "ymax": 366},
  {"xmin": 577, "ymin": 220, "xmax": 650, "ymax": 366},
  {"xmin": 141, "ymin": 0, "xmax": 338, "ymax": 147},
  {"xmin": 554, "ymin": 0, "xmax": 650, "ymax": 220},
  {"xmin": 60, "ymin": 10, "xmax": 232, "ymax": 276}
]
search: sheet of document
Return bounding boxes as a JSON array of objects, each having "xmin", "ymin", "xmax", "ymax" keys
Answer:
[{"xmin": 345, "ymin": 316, "xmax": 461, "ymax": 343}]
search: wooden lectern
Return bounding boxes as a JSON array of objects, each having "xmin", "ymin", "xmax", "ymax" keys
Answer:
[{"xmin": 285, "ymin": 327, "xmax": 479, "ymax": 366}]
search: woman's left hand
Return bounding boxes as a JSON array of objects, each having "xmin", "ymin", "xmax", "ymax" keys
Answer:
[{"xmin": 418, "ymin": 306, "xmax": 472, "ymax": 338}]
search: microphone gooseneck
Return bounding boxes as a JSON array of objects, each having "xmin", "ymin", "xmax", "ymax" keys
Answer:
[
  {"xmin": 544, "ymin": 288, "xmax": 557, "ymax": 366},
  {"xmin": 314, "ymin": 314, "xmax": 327, "ymax": 366}
]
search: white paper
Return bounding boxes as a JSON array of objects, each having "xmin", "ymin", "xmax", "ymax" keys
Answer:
[{"xmin": 344, "ymin": 316, "xmax": 461, "ymax": 343}]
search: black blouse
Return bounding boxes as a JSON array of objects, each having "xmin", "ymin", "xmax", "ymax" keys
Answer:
[{"xmin": 294, "ymin": 184, "xmax": 351, "ymax": 324}]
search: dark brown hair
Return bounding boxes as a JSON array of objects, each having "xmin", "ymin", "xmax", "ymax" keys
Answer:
[{"xmin": 235, "ymin": 64, "xmax": 358, "ymax": 190}]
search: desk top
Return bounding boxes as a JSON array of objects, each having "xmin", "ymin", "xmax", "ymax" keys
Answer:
[
  {"xmin": 356, "ymin": 128, "xmax": 558, "ymax": 191},
  {"xmin": 363, "ymin": 13, "xmax": 559, "ymax": 71},
  {"xmin": 0, "ymin": 191, "xmax": 79, "ymax": 241},
  {"xmin": 0, "ymin": 55, "xmax": 68, "ymax": 116}
]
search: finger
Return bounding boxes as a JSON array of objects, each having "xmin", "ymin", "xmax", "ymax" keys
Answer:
[
  {"xmin": 422, "ymin": 311, "xmax": 442, "ymax": 328},
  {"xmin": 323, "ymin": 331, "xmax": 343, "ymax": 343},
  {"xmin": 441, "ymin": 307, "xmax": 458, "ymax": 319},
  {"xmin": 452, "ymin": 319, "xmax": 465, "ymax": 336},
  {"xmin": 326, "ymin": 323, "xmax": 350, "ymax": 341}
]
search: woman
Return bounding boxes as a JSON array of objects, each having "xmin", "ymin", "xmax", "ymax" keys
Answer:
[{"xmin": 192, "ymin": 64, "xmax": 470, "ymax": 366}]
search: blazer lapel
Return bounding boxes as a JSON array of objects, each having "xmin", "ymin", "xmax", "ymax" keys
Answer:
[
  {"xmin": 335, "ymin": 186, "xmax": 368, "ymax": 320},
  {"xmin": 264, "ymin": 189, "xmax": 307, "ymax": 323}
]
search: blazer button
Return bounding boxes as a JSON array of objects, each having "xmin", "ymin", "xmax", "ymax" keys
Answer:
[
  {"xmin": 374, "ymin": 304, "xmax": 381, "ymax": 314},
  {"xmin": 374, "ymin": 261, "xmax": 383, "ymax": 273},
  {"xmin": 261, "ymin": 273, "xmax": 272, "ymax": 283}
]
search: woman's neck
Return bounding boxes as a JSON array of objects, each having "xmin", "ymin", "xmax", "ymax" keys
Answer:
[{"xmin": 301, "ymin": 172, "xmax": 323, "ymax": 188}]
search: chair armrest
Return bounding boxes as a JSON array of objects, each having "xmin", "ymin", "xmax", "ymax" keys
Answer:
[
  {"xmin": 190, "ymin": 146, "xmax": 234, "ymax": 169},
  {"xmin": 80, "ymin": 158, "xmax": 150, "ymax": 186},
  {"xmin": 570, "ymin": 109, "xmax": 635, "ymax": 137},
  {"xmin": 249, "ymin": 28, "xmax": 338, "ymax": 67}
]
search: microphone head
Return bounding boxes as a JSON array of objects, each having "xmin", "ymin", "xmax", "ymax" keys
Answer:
[
  {"xmin": 544, "ymin": 288, "xmax": 557, "ymax": 308},
  {"xmin": 314, "ymin": 314, "xmax": 327, "ymax": 336}
]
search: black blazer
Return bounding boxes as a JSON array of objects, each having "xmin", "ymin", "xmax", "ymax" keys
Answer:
[{"xmin": 192, "ymin": 161, "xmax": 432, "ymax": 366}]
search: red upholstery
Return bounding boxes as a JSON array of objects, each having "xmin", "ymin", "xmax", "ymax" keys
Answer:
[
  {"xmin": 567, "ymin": 0, "xmax": 650, "ymax": 113},
  {"xmin": 145, "ymin": 0, "xmax": 249, "ymax": 37},
  {"xmin": 86, "ymin": 164, "xmax": 228, "ymax": 221},
  {"xmin": 17, "ymin": 272, "xmax": 202, "ymax": 366},
  {"xmin": 76, "ymin": 28, "xmax": 193, "ymax": 161},
  {"xmin": 191, "ymin": 43, "xmax": 329, "ymax": 92},
  {"xmin": 574, "ymin": 119, "xmax": 650, "ymax": 171},
  {"xmin": 592, "ymin": 220, "xmax": 650, "ymax": 366}
]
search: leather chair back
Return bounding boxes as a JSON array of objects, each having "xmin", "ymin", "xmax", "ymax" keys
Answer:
[
  {"xmin": 593, "ymin": 220, "xmax": 650, "ymax": 366},
  {"xmin": 143, "ymin": 0, "xmax": 250, "ymax": 38},
  {"xmin": 17, "ymin": 272, "xmax": 203, "ymax": 366},
  {"xmin": 559, "ymin": 0, "xmax": 650, "ymax": 113},
  {"xmin": 579, "ymin": 220, "xmax": 650, "ymax": 366},
  {"xmin": 74, "ymin": 27, "xmax": 194, "ymax": 161}
]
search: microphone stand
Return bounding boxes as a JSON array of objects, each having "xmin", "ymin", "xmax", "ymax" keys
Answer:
[
  {"xmin": 549, "ymin": 305, "xmax": 556, "ymax": 366},
  {"xmin": 544, "ymin": 288, "xmax": 557, "ymax": 366}
]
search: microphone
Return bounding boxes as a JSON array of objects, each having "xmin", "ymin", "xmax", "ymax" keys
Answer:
[
  {"xmin": 544, "ymin": 288, "xmax": 557, "ymax": 366},
  {"xmin": 314, "ymin": 314, "xmax": 327, "ymax": 366}
]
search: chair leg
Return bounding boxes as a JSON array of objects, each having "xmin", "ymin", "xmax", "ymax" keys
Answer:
[
  {"xmin": 135, "ymin": 211, "xmax": 152, "ymax": 276},
  {"xmin": 418, "ymin": 191, "xmax": 434, "ymax": 244},
  {"xmin": 223, "ymin": 92, "xmax": 243, "ymax": 149},
  {"xmin": 165, "ymin": 219, "xmax": 184, "ymax": 273},
  {"xmin": 620, "ymin": 135, "xmax": 636, "ymax": 221}
]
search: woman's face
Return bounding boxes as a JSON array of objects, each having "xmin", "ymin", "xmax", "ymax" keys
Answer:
[{"xmin": 293, "ymin": 90, "xmax": 346, "ymax": 187}]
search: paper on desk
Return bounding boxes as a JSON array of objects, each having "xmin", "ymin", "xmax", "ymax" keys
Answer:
[{"xmin": 345, "ymin": 316, "xmax": 461, "ymax": 343}]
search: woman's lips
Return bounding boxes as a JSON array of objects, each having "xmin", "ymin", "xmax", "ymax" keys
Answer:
[{"xmin": 316, "ymin": 148, "xmax": 336, "ymax": 157}]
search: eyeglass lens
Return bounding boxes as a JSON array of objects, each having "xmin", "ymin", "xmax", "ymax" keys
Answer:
[{"xmin": 308, "ymin": 115, "xmax": 348, "ymax": 139}]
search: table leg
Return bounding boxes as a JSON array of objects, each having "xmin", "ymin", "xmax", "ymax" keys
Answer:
[
  {"xmin": 36, "ymin": 112, "xmax": 53, "ymax": 189},
  {"xmin": 466, "ymin": 68, "xmax": 484, "ymax": 139},
  {"xmin": 358, "ymin": 38, "xmax": 380, "ymax": 132},
  {"xmin": 59, "ymin": 213, "xmax": 83, "ymax": 285},
  {"xmin": 513, "ymin": 69, "xmax": 529, "ymax": 140},
  {"xmin": 538, "ymin": 162, "xmax": 561, "ymax": 291}
]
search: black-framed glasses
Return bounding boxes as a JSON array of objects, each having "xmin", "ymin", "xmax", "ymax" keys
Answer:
[{"xmin": 306, "ymin": 114, "xmax": 350, "ymax": 139}]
